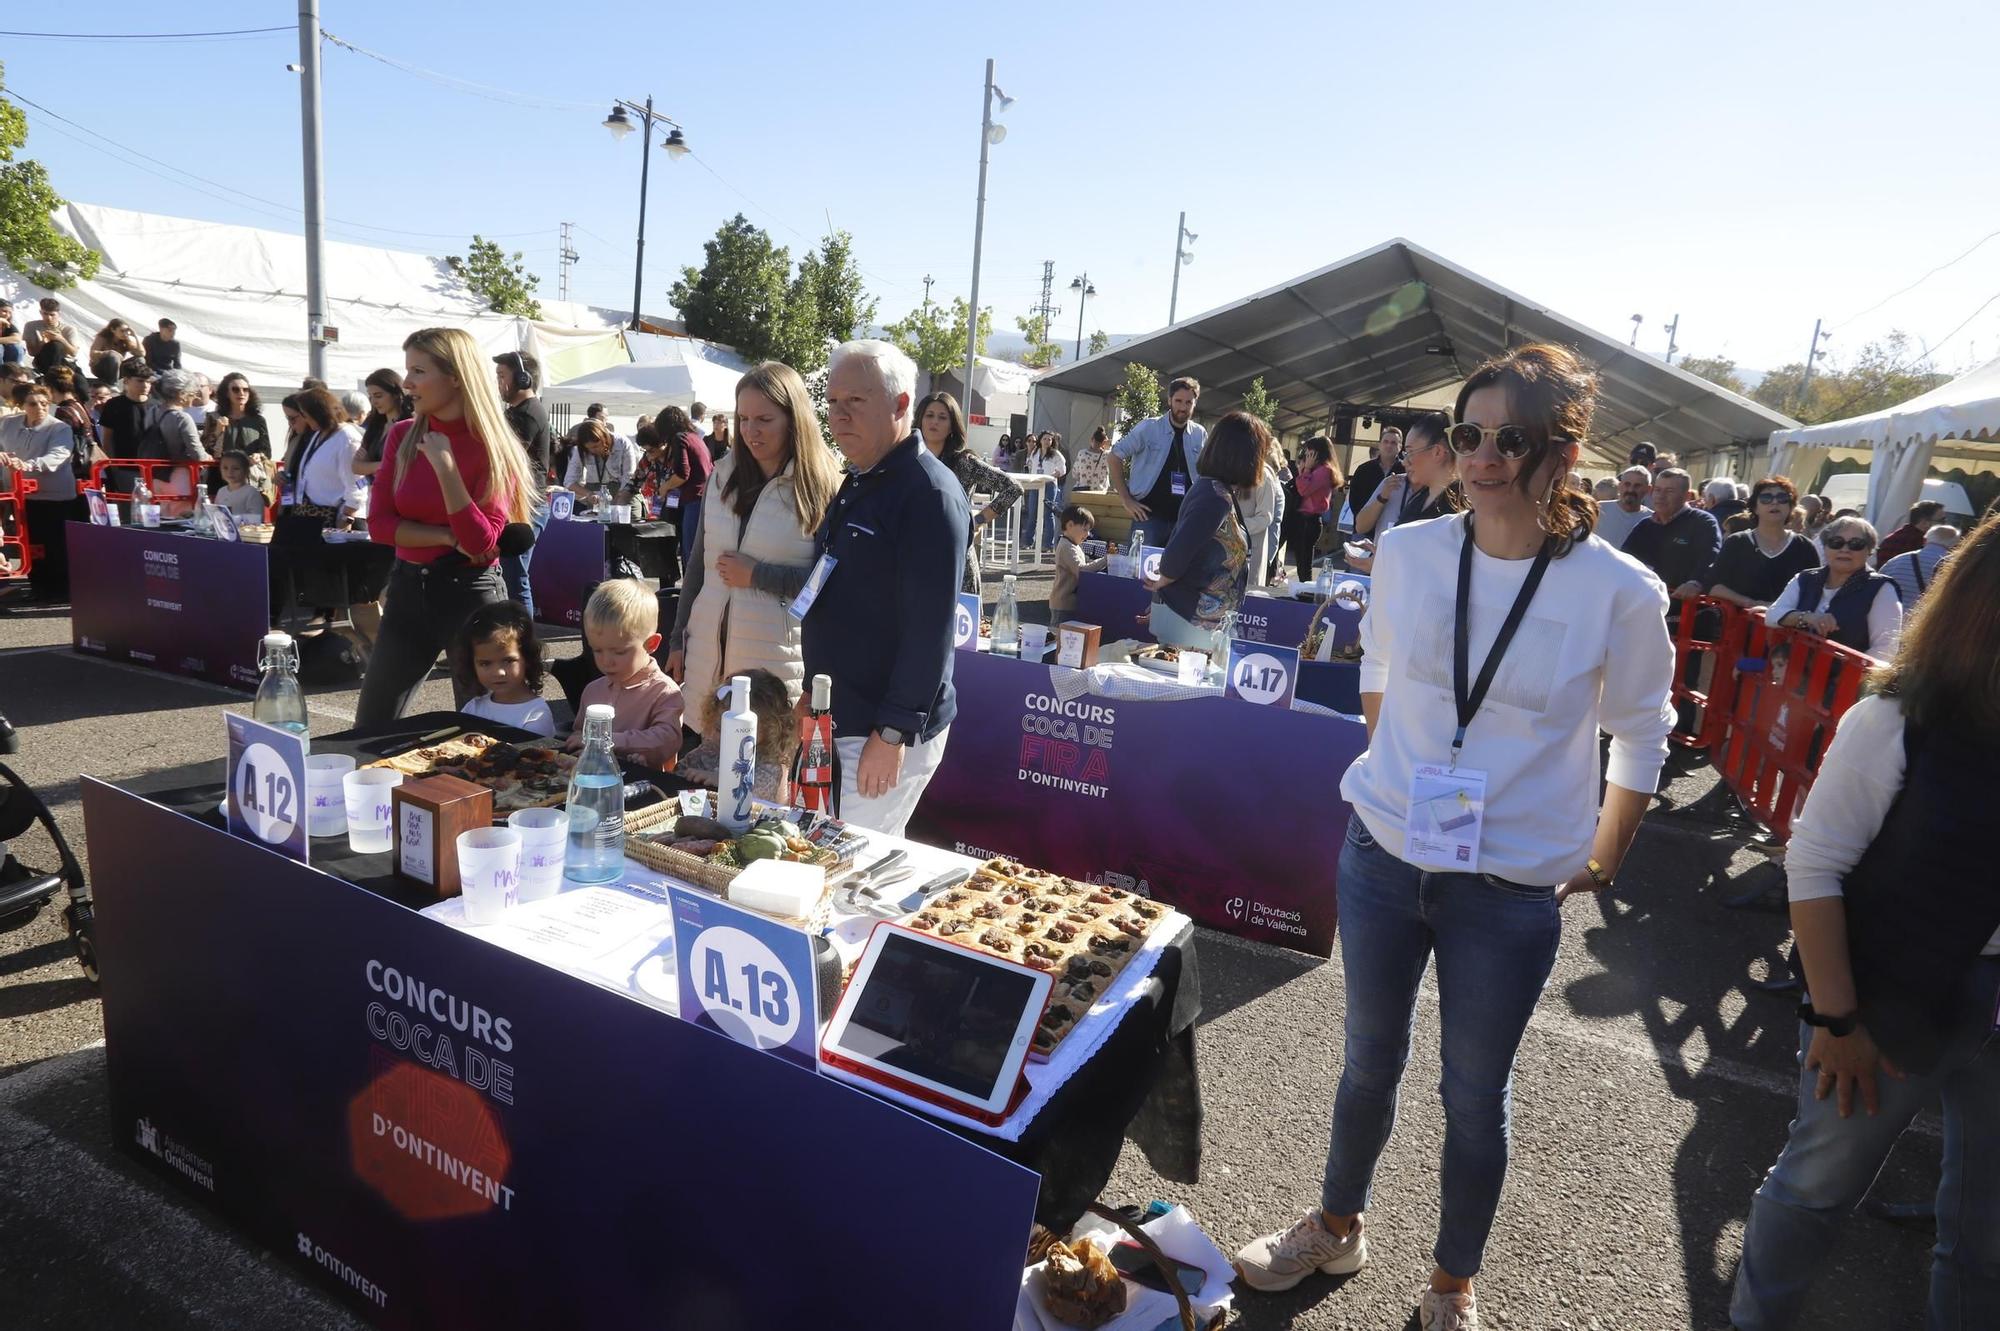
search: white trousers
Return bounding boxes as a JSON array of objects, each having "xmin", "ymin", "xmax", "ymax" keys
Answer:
[{"xmin": 834, "ymin": 727, "xmax": 950, "ymax": 838}]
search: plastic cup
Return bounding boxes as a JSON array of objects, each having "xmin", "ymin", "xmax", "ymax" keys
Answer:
[
  {"xmin": 305, "ymin": 753, "xmax": 355, "ymax": 838},
  {"xmin": 139, "ymin": 504, "xmax": 162, "ymax": 528},
  {"xmin": 1019, "ymin": 624, "xmax": 1049, "ymax": 658},
  {"xmin": 508, "ymin": 807, "xmax": 569, "ymax": 903},
  {"xmin": 342, "ymin": 769, "xmax": 402, "ymax": 853},
  {"xmin": 457, "ymin": 826, "xmax": 521, "ymax": 924}
]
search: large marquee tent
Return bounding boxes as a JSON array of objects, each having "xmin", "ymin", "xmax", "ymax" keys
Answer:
[
  {"xmin": 1031, "ymin": 238, "xmax": 1795, "ymax": 473},
  {"xmin": 1767, "ymin": 353, "xmax": 2000, "ymax": 529},
  {"xmin": 540, "ymin": 335, "xmax": 755, "ymax": 417}
]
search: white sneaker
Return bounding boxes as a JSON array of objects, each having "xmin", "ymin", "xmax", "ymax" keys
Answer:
[
  {"xmin": 1419, "ymin": 1286, "xmax": 1478, "ymax": 1330},
  {"xmin": 1234, "ymin": 1211, "xmax": 1367, "ymax": 1292}
]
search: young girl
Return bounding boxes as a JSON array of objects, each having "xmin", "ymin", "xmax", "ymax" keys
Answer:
[
  {"xmin": 213, "ymin": 450, "xmax": 269, "ymax": 522},
  {"xmin": 673, "ymin": 668, "xmax": 799, "ymax": 803},
  {"xmin": 452, "ymin": 601, "xmax": 557, "ymax": 737}
]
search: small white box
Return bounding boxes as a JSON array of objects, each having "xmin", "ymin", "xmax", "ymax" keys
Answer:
[{"xmin": 727, "ymin": 859, "xmax": 825, "ymax": 920}]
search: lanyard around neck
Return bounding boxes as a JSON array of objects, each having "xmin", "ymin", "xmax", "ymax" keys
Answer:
[{"xmin": 1453, "ymin": 517, "xmax": 1554, "ymax": 767}]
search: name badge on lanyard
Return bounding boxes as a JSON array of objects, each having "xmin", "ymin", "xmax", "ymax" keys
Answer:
[
  {"xmin": 788, "ymin": 553, "xmax": 838, "ymax": 620},
  {"xmin": 1170, "ymin": 471, "xmax": 1188, "ymax": 497}
]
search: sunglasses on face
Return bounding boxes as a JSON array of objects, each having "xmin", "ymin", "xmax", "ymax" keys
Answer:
[
  {"xmin": 1822, "ymin": 536, "xmax": 1873, "ymax": 552},
  {"xmin": 1446, "ymin": 423, "xmax": 1568, "ymax": 459},
  {"xmin": 1755, "ymin": 492, "xmax": 1791, "ymax": 505}
]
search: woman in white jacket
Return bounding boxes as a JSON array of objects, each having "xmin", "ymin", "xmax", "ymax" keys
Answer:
[{"xmin": 667, "ymin": 361, "xmax": 841, "ymax": 737}]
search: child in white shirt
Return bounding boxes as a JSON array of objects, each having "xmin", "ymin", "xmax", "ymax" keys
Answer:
[{"xmin": 451, "ymin": 601, "xmax": 558, "ymax": 737}]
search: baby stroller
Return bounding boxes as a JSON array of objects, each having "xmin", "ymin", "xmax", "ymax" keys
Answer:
[{"xmin": 0, "ymin": 711, "xmax": 96, "ymax": 981}]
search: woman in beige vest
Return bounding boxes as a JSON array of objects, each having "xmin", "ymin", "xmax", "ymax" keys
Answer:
[{"xmin": 667, "ymin": 361, "xmax": 842, "ymax": 738}]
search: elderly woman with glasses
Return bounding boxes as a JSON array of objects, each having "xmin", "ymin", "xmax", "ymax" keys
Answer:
[
  {"xmin": 1766, "ymin": 514, "xmax": 1902, "ymax": 657},
  {"xmin": 1696, "ymin": 475, "xmax": 1821, "ymax": 610}
]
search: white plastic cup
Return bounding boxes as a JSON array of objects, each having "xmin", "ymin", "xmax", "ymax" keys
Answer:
[
  {"xmin": 457, "ymin": 826, "xmax": 522, "ymax": 924},
  {"xmin": 139, "ymin": 504, "xmax": 162, "ymax": 528},
  {"xmin": 1019, "ymin": 624, "xmax": 1049, "ymax": 658},
  {"xmin": 508, "ymin": 807, "xmax": 569, "ymax": 903},
  {"xmin": 342, "ymin": 769, "xmax": 402, "ymax": 853},
  {"xmin": 305, "ymin": 753, "xmax": 355, "ymax": 838}
]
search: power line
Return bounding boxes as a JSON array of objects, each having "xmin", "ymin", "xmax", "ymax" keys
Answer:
[
  {"xmin": 0, "ymin": 25, "xmax": 290, "ymax": 40},
  {"xmin": 1833, "ymin": 226, "xmax": 2000, "ymax": 330},
  {"xmin": 1920, "ymin": 288, "xmax": 2000, "ymax": 365},
  {"xmin": 320, "ymin": 31, "xmax": 607, "ymax": 114}
]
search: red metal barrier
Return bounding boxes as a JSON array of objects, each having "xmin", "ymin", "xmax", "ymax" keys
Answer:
[
  {"xmin": 91, "ymin": 457, "xmax": 203, "ymax": 516},
  {"xmin": 1669, "ymin": 597, "xmax": 1750, "ymax": 750},
  {"xmin": 1711, "ymin": 610, "xmax": 1879, "ymax": 842},
  {"xmin": 0, "ymin": 471, "xmax": 41, "ymax": 581}
]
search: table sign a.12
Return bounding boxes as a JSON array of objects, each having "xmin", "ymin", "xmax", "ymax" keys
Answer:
[
  {"xmin": 1224, "ymin": 637, "xmax": 1301, "ymax": 709},
  {"xmin": 225, "ymin": 713, "xmax": 310, "ymax": 864},
  {"xmin": 667, "ymin": 885, "xmax": 818, "ymax": 1068}
]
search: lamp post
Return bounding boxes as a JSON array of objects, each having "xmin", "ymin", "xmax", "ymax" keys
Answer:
[
  {"xmin": 964, "ymin": 60, "xmax": 1013, "ymax": 407},
  {"xmin": 296, "ymin": 0, "xmax": 328, "ymax": 380},
  {"xmin": 1168, "ymin": 212, "xmax": 1197, "ymax": 324},
  {"xmin": 602, "ymin": 97, "xmax": 689, "ymax": 331},
  {"xmin": 1070, "ymin": 273, "xmax": 1095, "ymax": 361}
]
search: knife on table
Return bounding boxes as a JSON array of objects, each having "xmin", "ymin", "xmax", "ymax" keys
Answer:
[{"xmin": 891, "ymin": 867, "xmax": 973, "ymax": 913}]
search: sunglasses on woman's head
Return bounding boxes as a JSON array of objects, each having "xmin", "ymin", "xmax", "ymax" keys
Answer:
[
  {"xmin": 1446, "ymin": 423, "xmax": 1567, "ymax": 459},
  {"xmin": 1822, "ymin": 535, "xmax": 1873, "ymax": 552}
]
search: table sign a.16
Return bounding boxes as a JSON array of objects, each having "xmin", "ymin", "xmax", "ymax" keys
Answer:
[
  {"xmin": 224, "ymin": 713, "xmax": 310, "ymax": 864},
  {"xmin": 1224, "ymin": 638, "xmax": 1301, "ymax": 710},
  {"xmin": 667, "ymin": 885, "xmax": 819, "ymax": 1068}
]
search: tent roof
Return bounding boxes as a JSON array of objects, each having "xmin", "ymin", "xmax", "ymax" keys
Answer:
[
  {"xmin": 1035, "ymin": 237, "xmax": 1795, "ymax": 466},
  {"xmin": 542, "ymin": 337, "xmax": 754, "ymax": 414},
  {"xmin": 1768, "ymin": 352, "xmax": 2000, "ymax": 453},
  {"xmin": 2, "ymin": 202, "xmax": 625, "ymax": 390}
]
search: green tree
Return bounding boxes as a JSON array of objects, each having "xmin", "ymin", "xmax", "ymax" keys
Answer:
[
  {"xmin": 0, "ymin": 63, "xmax": 101, "ymax": 288},
  {"xmin": 1240, "ymin": 375, "xmax": 1279, "ymax": 425},
  {"xmin": 1674, "ymin": 355, "xmax": 1747, "ymax": 396},
  {"xmin": 1014, "ymin": 312, "xmax": 1062, "ymax": 369},
  {"xmin": 670, "ymin": 214, "xmax": 790, "ymax": 360},
  {"xmin": 1751, "ymin": 332, "xmax": 1949, "ymax": 425},
  {"xmin": 446, "ymin": 235, "xmax": 544, "ymax": 319},
  {"xmin": 883, "ymin": 297, "xmax": 992, "ymax": 377},
  {"xmin": 1087, "ymin": 329, "xmax": 1110, "ymax": 356},
  {"xmin": 1116, "ymin": 361, "xmax": 1162, "ymax": 435},
  {"xmin": 771, "ymin": 229, "xmax": 878, "ymax": 376}
]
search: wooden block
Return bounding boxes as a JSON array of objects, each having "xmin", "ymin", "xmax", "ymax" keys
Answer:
[
  {"xmin": 392, "ymin": 775, "xmax": 494, "ymax": 898},
  {"xmin": 1055, "ymin": 621, "xmax": 1102, "ymax": 669}
]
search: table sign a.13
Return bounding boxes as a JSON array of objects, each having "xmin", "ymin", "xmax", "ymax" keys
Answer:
[
  {"xmin": 225, "ymin": 713, "xmax": 310, "ymax": 864},
  {"xmin": 667, "ymin": 885, "xmax": 819, "ymax": 1068}
]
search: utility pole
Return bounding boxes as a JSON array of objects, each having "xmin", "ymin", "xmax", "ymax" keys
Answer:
[
  {"xmin": 921, "ymin": 274, "xmax": 935, "ymax": 316},
  {"xmin": 963, "ymin": 59, "xmax": 1000, "ymax": 403},
  {"xmin": 1169, "ymin": 211, "xmax": 1196, "ymax": 324},
  {"xmin": 1030, "ymin": 260, "xmax": 1062, "ymax": 356},
  {"xmin": 557, "ymin": 222, "xmax": 579, "ymax": 303},
  {"xmin": 1796, "ymin": 318, "xmax": 1832, "ymax": 411},
  {"xmin": 1662, "ymin": 313, "xmax": 1680, "ymax": 365},
  {"xmin": 297, "ymin": 0, "xmax": 328, "ymax": 381}
]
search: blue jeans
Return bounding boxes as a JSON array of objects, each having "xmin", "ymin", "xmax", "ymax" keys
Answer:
[
  {"xmin": 502, "ymin": 500, "xmax": 551, "ymax": 617},
  {"xmin": 1321, "ymin": 816, "xmax": 1562, "ymax": 1278},
  {"xmin": 1041, "ymin": 486, "xmax": 1065, "ymax": 548},
  {"xmin": 1730, "ymin": 957, "xmax": 2000, "ymax": 1330}
]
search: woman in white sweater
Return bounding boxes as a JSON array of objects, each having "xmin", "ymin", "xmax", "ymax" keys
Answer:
[{"xmin": 1237, "ymin": 344, "xmax": 1676, "ymax": 1331}]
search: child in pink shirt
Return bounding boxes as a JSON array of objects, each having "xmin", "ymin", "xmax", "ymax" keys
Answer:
[{"xmin": 568, "ymin": 578, "xmax": 683, "ymax": 770}]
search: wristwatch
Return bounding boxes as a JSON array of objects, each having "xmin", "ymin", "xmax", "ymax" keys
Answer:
[
  {"xmin": 1797, "ymin": 1001, "xmax": 1858, "ymax": 1038},
  {"xmin": 873, "ymin": 725, "xmax": 911, "ymax": 747},
  {"xmin": 1584, "ymin": 857, "xmax": 1614, "ymax": 890}
]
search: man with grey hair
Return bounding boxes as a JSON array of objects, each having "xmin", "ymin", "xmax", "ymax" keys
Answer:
[
  {"xmin": 1700, "ymin": 476, "xmax": 1747, "ymax": 529},
  {"xmin": 1878, "ymin": 522, "xmax": 1959, "ymax": 608},
  {"xmin": 800, "ymin": 339, "xmax": 970, "ymax": 836},
  {"xmin": 1596, "ymin": 464, "xmax": 1653, "ymax": 547},
  {"xmin": 1622, "ymin": 468, "xmax": 1721, "ymax": 623}
]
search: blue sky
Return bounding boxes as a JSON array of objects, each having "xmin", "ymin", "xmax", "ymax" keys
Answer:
[{"xmin": 6, "ymin": 0, "xmax": 1999, "ymax": 375}]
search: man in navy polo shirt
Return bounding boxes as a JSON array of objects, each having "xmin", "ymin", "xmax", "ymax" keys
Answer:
[{"xmin": 802, "ymin": 339, "xmax": 969, "ymax": 836}]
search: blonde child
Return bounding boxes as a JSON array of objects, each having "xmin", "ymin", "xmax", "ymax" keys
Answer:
[
  {"xmin": 674, "ymin": 667, "xmax": 799, "ymax": 803},
  {"xmin": 569, "ymin": 578, "xmax": 683, "ymax": 769},
  {"xmin": 452, "ymin": 601, "xmax": 557, "ymax": 737},
  {"xmin": 213, "ymin": 450, "xmax": 269, "ymax": 523},
  {"xmin": 1049, "ymin": 503, "xmax": 1108, "ymax": 618}
]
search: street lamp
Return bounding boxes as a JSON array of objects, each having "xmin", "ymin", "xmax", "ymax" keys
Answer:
[
  {"xmin": 1629, "ymin": 313, "xmax": 1643, "ymax": 347},
  {"xmin": 1070, "ymin": 273, "xmax": 1096, "ymax": 361},
  {"xmin": 602, "ymin": 96, "xmax": 689, "ymax": 330},
  {"xmin": 1168, "ymin": 213, "xmax": 1197, "ymax": 324},
  {"xmin": 964, "ymin": 60, "xmax": 1012, "ymax": 407}
]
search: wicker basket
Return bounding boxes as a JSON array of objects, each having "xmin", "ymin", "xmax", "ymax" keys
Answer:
[{"xmin": 622, "ymin": 802, "xmax": 837, "ymax": 929}]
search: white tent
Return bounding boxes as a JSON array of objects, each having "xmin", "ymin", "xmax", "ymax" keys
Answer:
[
  {"xmin": 542, "ymin": 337, "xmax": 755, "ymax": 416},
  {"xmin": 2, "ymin": 202, "xmax": 628, "ymax": 394},
  {"xmin": 1766, "ymin": 354, "xmax": 2000, "ymax": 528}
]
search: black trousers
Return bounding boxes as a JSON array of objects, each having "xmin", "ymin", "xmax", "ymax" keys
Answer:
[
  {"xmin": 1287, "ymin": 508, "xmax": 1322, "ymax": 584},
  {"xmin": 354, "ymin": 559, "xmax": 505, "ymax": 728},
  {"xmin": 25, "ymin": 498, "xmax": 84, "ymax": 602}
]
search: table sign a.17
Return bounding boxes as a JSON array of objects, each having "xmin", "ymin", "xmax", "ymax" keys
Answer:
[
  {"xmin": 1224, "ymin": 638, "xmax": 1301, "ymax": 710},
  {"xmin": 667, "ymin": 885, "xmax": 819, "ymax": 1068},
  {"xmin": 224, "ymin": 713, "xmax": 310, "ymax": 864}
]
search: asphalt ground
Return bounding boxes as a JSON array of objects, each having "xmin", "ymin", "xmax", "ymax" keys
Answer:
[{"xmin": 0, "ymin": 583, "xmax": 1943, "ymax": 1330}]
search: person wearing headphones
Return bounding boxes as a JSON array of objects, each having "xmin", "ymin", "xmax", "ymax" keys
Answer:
[{"xmin": 493, "ymin": 350, "xmax": 552, "ymax": 617}]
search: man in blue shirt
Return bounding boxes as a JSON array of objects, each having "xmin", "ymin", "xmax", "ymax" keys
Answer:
[
  {"xmin": 802, "ymin": 339, "xmax": 970, "ymax": 836},
  {"xmin": 1110, "ymin": 376, "xmax": 1206, "ymax": 549}
]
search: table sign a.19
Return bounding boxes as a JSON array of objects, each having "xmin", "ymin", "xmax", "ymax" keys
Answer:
[
  {"xmin": 667, "ymin": 885, "xmax": 819, "ymax": 1068},
  {"xmin": 1224, "ymin": 638, "xmax": 1301, "ymax": 709},
  {"xmin": 549, "ymin": 490, "xmax": 576, "ymax": 521},
  {"xmin": 224, "ymin": 713, "xmax": 311, "ymax": 864}
]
